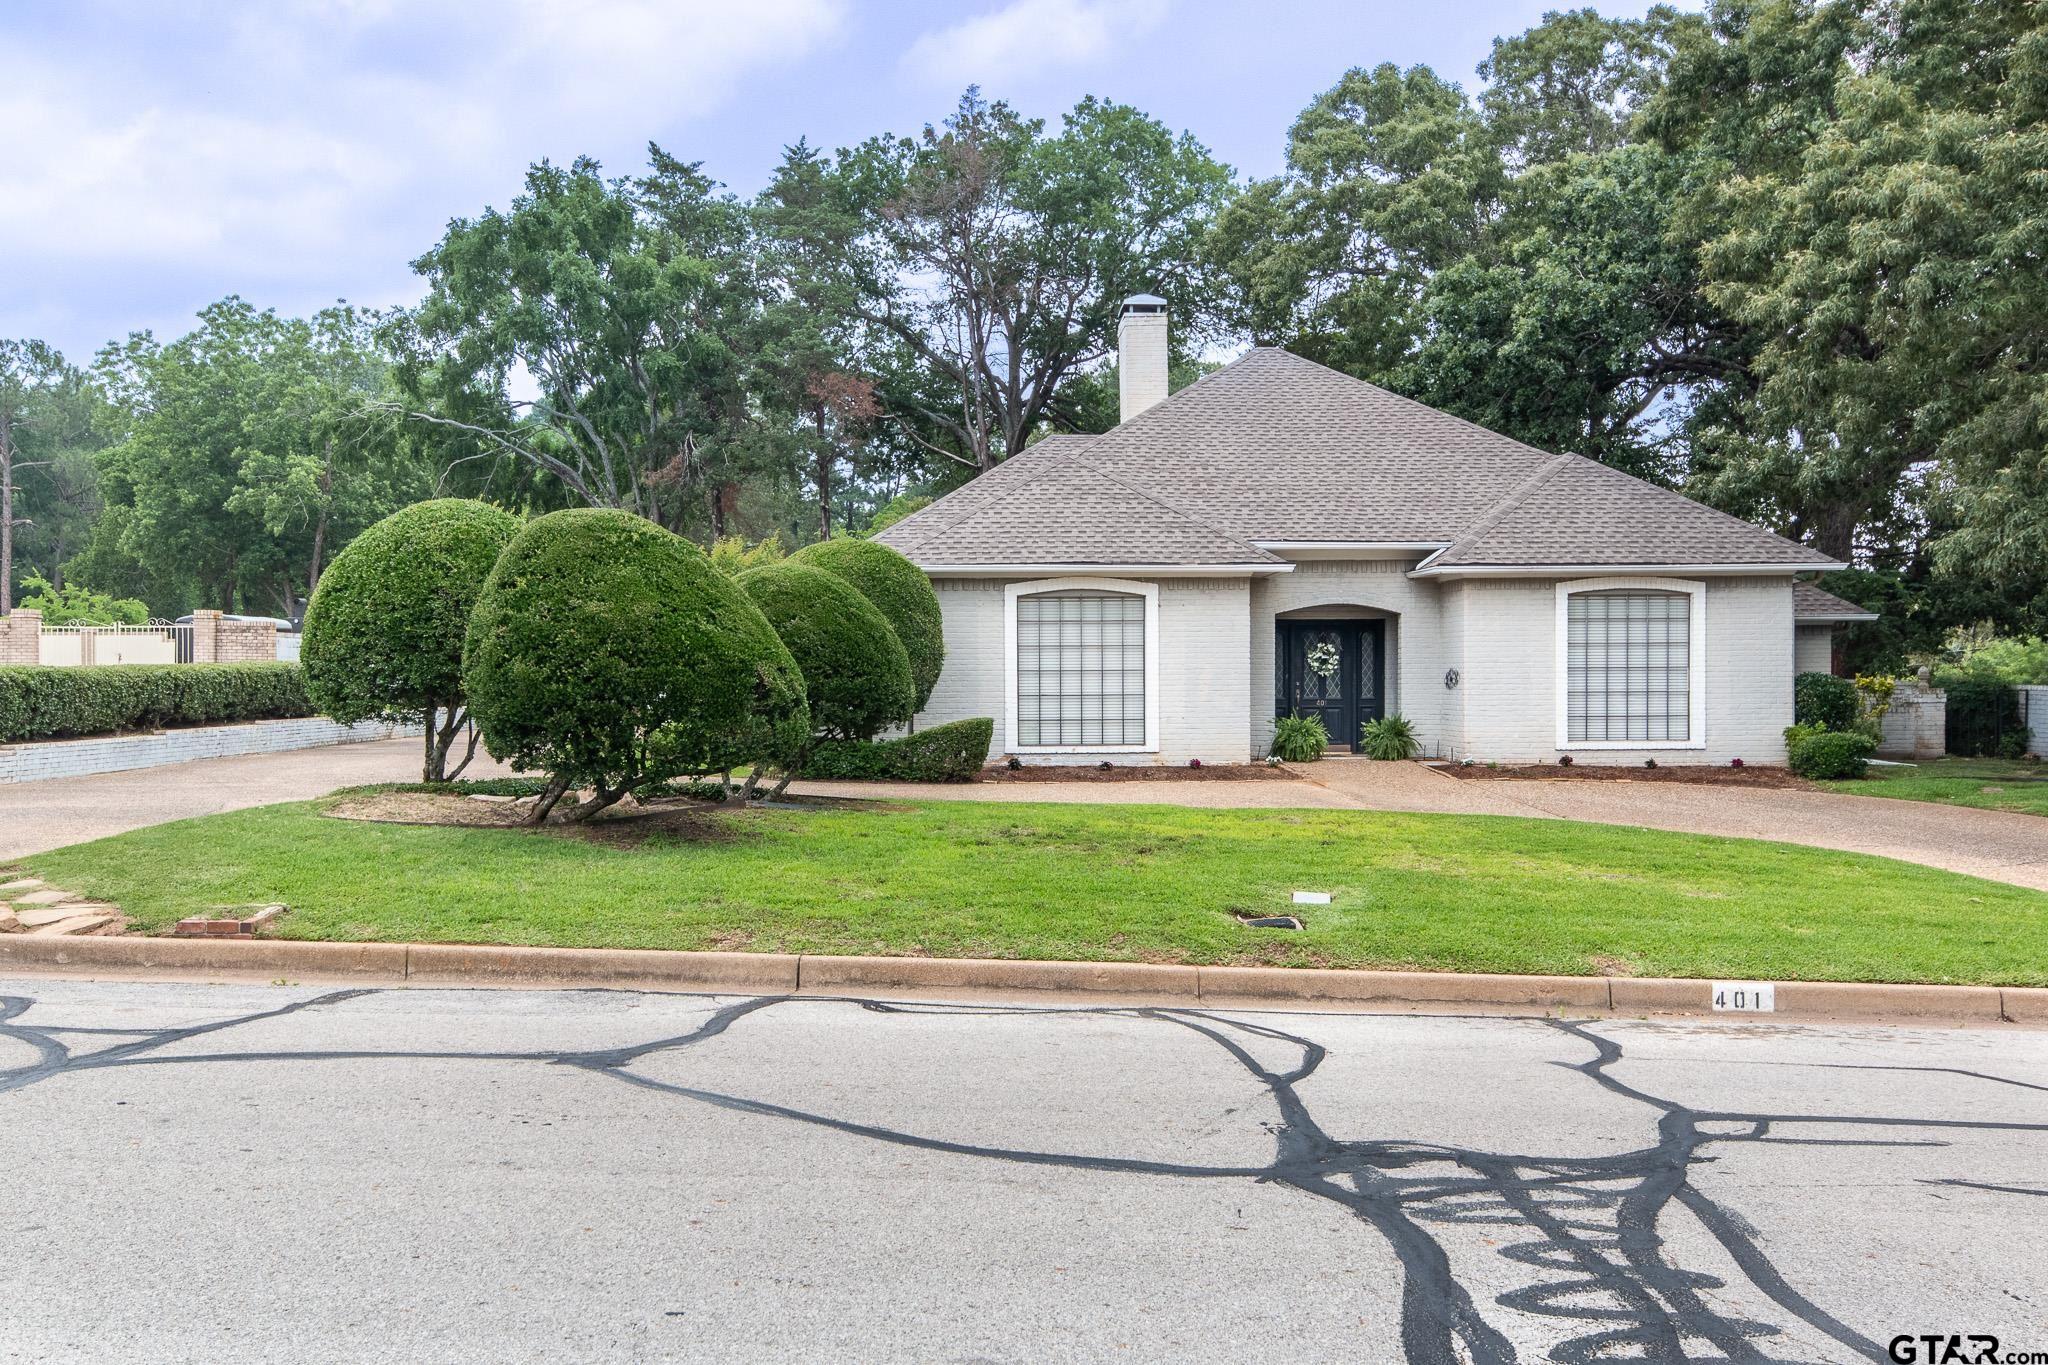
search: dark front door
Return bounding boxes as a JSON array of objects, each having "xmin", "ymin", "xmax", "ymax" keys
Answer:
[{"xmin": 1277, "ymin": 620, "xmax": 1385, "ymax": 750}]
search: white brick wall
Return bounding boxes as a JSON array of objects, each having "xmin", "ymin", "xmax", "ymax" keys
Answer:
[
  {"xmin": 918, "ymin": 565, "xmax": 1801, "ymax": 767},
  {"xmin": 916, "ymin": 576, "xmax": 1251, "ymax": 764},
  {"xmin": 1443, "ymin": 576, "xmax": 1797, "ymax": 764},
  {"xmin": 0, "ymin": 717, "xmax": 423, "ymax": 784},
  {"xmin": 1794, "ymin": 623, "xmax": 1835, "ymax": 675}
]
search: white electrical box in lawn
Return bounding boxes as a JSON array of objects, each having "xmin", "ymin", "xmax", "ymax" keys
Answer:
[{"xmin": 1292, "ymin": 891, "xmax": 1333, "ymax": 905}]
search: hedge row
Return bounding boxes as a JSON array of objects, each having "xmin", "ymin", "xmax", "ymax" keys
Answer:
[
  {"xmin": 800, "ymin": 717, "xmax": 993, "ymax": 783},
  {"xmin": 0, "ymin": 664, "xmax": 313, "ymax": 744}
]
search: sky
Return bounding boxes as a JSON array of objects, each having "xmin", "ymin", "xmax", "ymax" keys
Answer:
[{"xmin": 2, "ymin": 0, "xmax": 1682, "ymax": 364}]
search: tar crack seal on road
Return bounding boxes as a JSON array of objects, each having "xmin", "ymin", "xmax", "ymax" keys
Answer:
[{"xmin": 4, "ymin": 988, "xmax": 2044, "ymax": 1364}]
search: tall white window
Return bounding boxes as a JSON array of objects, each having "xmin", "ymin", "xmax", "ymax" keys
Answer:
[
  {"xmin": 1014, "ymin": 589, "xmax": 1148, "ymax": 747},
  {"xmin": 1561, "ymin": 584, "xmax": 1701, "ymax": 745}
]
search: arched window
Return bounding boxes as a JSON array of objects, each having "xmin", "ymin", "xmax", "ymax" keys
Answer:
[
  {"xmin": 1557, "ymin": 579, "xmax": 1704, "ymax": 748},
  {"xmin": 1006, "ymin": 580, "xmax": 1157, "ymax": 751}
]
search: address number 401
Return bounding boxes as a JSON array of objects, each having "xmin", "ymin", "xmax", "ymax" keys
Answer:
[{"xmin": 1711, "ymin": 981, "xmax": 1776, "ymax": 1012}]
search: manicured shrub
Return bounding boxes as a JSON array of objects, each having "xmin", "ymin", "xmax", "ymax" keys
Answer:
[
  {"xmin": 738, "ymin": 562, "xmax": 915, "ymax": 742},
  {"xmin": 0, "ymin": 663, "xmax": 311, "ymax": 743},
  {"xmin": 301, "ymin": 498, "xmax": 522, "ymax": 780},
  {"xmin": 789, "ymin": 538, "xmax": 945, "ymax": 710},
  {"xmin": 1269, "ymin": 714, "xmax": 1329, "ymax": 762},
  {"xmin": 1360, "ymin": 713, "xmax": 1419, "ymax": 760},
  {"xmin": 463, "ymin": 508, "xmax": 809, "ymax": 821},
  {"xmin": 1793, "ymin": 671, "xmax": 1859, "ymax": 731},
  {"xmin": 1785, "ymin": 726, "xmax": 1877, "ymax": 780},
  {"xmin": 801, "ymin": 717, "xmax": 994, "ymax": 783}
]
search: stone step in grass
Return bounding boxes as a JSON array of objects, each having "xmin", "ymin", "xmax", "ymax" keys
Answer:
[{"xmin": 1, "ymin": 873, "xmax": 123, "ymax": 936}]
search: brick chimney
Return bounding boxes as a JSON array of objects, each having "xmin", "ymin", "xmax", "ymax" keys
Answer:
[{"xmin": 1117, "ymin": 294, "xmax": 1169, "ymax": 424}]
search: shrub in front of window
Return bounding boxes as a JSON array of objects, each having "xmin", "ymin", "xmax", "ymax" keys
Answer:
[
  {"xmin": 463, "ymin": 508, "xmax": 809, "ymax": 822},
  {"xmin": 801, "ymin": 717, "xmax": 995, "ymax": 782},
  {"xmin": 1359, "ymin": 714, "xmax": 1420, "ymax": 760},
  {"xmin": 302, "ymin": 498, "xmax": 522, "ymax": 782},
  {"xmin": 1792, "ymin": 671, "xmax": 1859, "ymax": 732},
  {"xmin": 1784, "ymin": 726, "xmax": 1877, "ymax": 780},
  {"xmin": 1269, "ymin": 714, "xmax": 1329, "ymax": 762},
  {"xmin": 737, "ymin": 561, "xmax": 916, "ymax": 798},
  {"xmin": 789, "ymin": 538, "xmax": 945, "ymax": 711}
]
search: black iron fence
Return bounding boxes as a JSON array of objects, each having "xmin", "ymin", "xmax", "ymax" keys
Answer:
[{"xmin": 1945, "ymin": 678, "xmax": 2031, "ymax": 757}]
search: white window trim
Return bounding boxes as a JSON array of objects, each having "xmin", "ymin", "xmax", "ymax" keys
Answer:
[
  {"xmin": 1005, "ymin": 577, "xmax": 1159, "ymax": 754},
  {"xmin": 1554, "ymin": 577, "xmax": 1707, "ymax": 751}
]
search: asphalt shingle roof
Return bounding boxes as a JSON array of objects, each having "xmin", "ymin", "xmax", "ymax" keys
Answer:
[
  {"xmin": 1792, "ymin": 583, "xmax": 1880, "ymax": 620},
  {"xmin": 876, "ymin": 347, "xmax": 1837, "ymax": 572}
]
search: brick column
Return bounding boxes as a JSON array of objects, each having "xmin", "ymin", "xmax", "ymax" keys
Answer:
[
  {"xmin": 0, "ymin": 610, "xmax": 42, "ymax": 665},
  {"xmin": 217, "ymin": 617, "xmax": 277, "ymax": 662},
  {"xmin": 190, "ymin": 609, "xmax": 220, "ymax": 663}
]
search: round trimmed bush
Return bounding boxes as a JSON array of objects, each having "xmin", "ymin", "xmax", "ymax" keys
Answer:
[
  {"xmin": 302, "ymin": 498, "xmax": 521, "ymax": 778},
  {"xmin": 1786, "ymin": 728, "xmax": 1876, "ymax": 780},
  {"xmin": 463, "ymin": 509, "xmax": 808, "ymax": 810},
  {"xmin": 738, "ymin": 561, "xmax": 914, "ymax": 741},
  {"xmin": 1792, "ymin": 671, "xmax": 1859, "ymax": 731},
  {"xmin": 789, "ymin": 538, "xmax": 945, "ymax": 710}
]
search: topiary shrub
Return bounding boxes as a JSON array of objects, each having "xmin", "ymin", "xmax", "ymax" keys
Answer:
[
  {"xmin": 463, "ymin": 508, "xmax": 809, "ymax": 822},
  {"xmin": 789, "ymin": 537, "xmax": 945, "ymax": 711},
  {"xmin": 1269, "ymin": 714, "xmax": 1329, "ymax": 762},
  {"xmin": 0, "ymin": 663, "xmax": 310, "ymax": 743},
  {"xmin": 801, "ymin": 717, "xmax": 993, "ymax": 782},
  {"xmin": 1785, "ymin": 726, "xmax": 1877, "ymax": 780},
  {"xmin": 1359, "ymin": 713, "xmax": 1419, "ymax": 760},
  {"xmin": 738, "ymin": 562, "xmax": 915, "ymax": 743},
  {"xmin": 301, "ymin": 498, "xmax": 521, "ymax": 780},
  {"xmin": 1793, "ymin": 671, "xmax": 1859, "ymax": 732}
]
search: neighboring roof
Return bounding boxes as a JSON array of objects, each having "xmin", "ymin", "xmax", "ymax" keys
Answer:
[
  {"xmin": 1793, "ymin": 582, "xmax": 1880, "ymax": 621},
  {"xmin": 875, "ymin": 347, "xmax": 1839, "ymax": 573}
]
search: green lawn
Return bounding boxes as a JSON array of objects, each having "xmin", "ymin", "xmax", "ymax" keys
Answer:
[
  {"xmin": 19, "ymin": 795, "xmax": 2047, "ymax": 985},
  {"xmin": 1822, "ymin": 757, "xmax": 2048, "ymax": 817}
]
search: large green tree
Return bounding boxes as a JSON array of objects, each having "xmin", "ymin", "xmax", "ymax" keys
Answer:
[
  {"xmin": 88, "ymin": 300, "xmax": 428, "ymax": 617},
  {"xmin": 0, "ymin": 341, "xmax": 110, "ymax": 611},
  {"xmin": 760, "ymin": 92, "xmax": 1234, "ymax": 476},
  {"xmin": 1652, "ymin": 0, "xmax": 2048, "ymax": 586},
  {"xmin": 391, "ymin": 153, "xmax": 786, "ymax": 539}
]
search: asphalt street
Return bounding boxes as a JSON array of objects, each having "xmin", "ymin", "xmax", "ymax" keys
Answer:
[{"xmin": 1, "ymin": 980, "xmax": 2044, "ymax": 1363}]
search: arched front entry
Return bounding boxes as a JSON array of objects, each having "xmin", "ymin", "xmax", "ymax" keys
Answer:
[{"xmin": 1275, "ymin": 618, "xmax": 1386, "ymax": 750}]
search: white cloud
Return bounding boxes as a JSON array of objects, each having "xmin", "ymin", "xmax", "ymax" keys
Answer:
[
  {"xmin": 0, "ymin": 0, "xmax": 846, "ymax": 354},
  {"xmin": 902, "ymin": 0, "xmax": 1168, "ymax": 86}
]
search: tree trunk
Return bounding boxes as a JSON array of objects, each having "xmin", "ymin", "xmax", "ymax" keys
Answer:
[
  {"xmin": 307, "ymin": 506, "xmax": 328, "ymax": 606},
  {"xmin": 814, "ymin": 406, "xmax": 833, "ymax": 541},
  {"xmin": 0, "ymin": 408, "xmax": 13, "ymax": 613},
  {"xmin": 528, "ymin": 771, "xmax": 575, "ymax": 825}
]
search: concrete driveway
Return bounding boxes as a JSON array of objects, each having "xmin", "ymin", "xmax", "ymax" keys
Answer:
[
  {"xmin": 0, "ymin": 738, "xmax": 513, "ymax": 860},
  {"xmin": 1, "ymin": 979, "xmax": 2042, "ymax": 1363}
]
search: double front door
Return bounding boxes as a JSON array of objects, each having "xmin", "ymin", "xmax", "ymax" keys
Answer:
[{"xmin": 1277, "ymin": 620, "xmax": 1385, "ymax": 750}]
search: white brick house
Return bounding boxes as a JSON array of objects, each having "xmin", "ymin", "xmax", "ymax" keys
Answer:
[{"xmin": 877, "ymin": 298, "xmax": 1874, "ymax": 766}]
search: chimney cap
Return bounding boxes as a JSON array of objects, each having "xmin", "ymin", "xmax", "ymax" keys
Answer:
[{"xmin": 1119, "ymin": 293, "xmax": 1167, "ymax": 315}]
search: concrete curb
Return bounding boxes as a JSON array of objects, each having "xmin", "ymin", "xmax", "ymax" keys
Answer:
[{"xmin": 0, "ymin": 935, "xmax": 2040, "ymax": 1023}]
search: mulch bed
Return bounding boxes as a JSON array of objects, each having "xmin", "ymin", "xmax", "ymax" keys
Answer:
[
  {"xmin": 1432, "ymin": 762, "xmax": 1815, "ymax": 790},
  {"xmin": 978, "ymin": 763, "xmax": 1301, "ymax": 783},
  {"xmin": 324, "ymin": 790, "xmax": 747, "ymax": 848}
]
